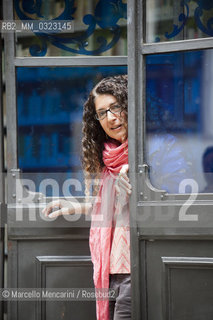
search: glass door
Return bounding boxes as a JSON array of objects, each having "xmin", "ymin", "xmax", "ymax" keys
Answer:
[
  {"xmin": 128, "ymin": 1, "xmax": 213, "ymax": 319},
  {"xmin": 3, "ymin": 1, "xmax": 128, "ymax": 319}
]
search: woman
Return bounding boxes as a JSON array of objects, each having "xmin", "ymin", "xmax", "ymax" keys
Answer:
[{"xmin": 43, "ymin": 75, "xmax": 132, "ymax": 320}]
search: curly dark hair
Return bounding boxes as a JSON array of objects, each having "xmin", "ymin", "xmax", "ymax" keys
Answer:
[{"xmin": 82, "ymin": 74, "xmax": 128, "ymax": 194}]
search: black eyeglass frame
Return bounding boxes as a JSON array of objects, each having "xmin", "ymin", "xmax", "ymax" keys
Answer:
[{"xmin": 94, "ymin": 105, "xmax": 125, "ymax": 121}]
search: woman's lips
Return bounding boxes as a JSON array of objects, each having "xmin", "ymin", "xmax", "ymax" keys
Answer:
[{"xmin": 111, "ymin": 124, "xmax": 122, "ymax": 130}]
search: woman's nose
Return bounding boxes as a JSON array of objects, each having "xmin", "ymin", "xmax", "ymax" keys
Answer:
[{"xmin": 106, "ymin": 110, "xmax": 117, "ymax": 121}]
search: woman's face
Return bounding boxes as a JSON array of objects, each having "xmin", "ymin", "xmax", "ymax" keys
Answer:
[{"xmin": 95, "ymin": 94, "xmax": 127, "ymax": 143}]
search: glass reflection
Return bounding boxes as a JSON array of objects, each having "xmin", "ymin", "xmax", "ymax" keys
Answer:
[
  {"xmin": 17, "ymin": 66, "xmax": 127, "ymax": 196},
  {"xmin": 146, "ymin": 0, "xmax": 213, "ymax": 42},
  {"xmin": 146, "ymin": 49, "xmax": 213, "ymax": 193},
  {"xmin": 15, "ymin": 0, "xmax": 127, "ymax": 56}
]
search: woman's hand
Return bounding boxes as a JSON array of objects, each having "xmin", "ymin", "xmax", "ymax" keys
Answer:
[
  {"xmin": 115, "ymin": 164, "xmax": 132, "ymax": 196},
  {"xmin": 42, "ymin": 199, "xmax": 91, "ymax": 218},
  {"xmin": 42, "ymin": 199, "xmax": 78, "ymax": 218}
]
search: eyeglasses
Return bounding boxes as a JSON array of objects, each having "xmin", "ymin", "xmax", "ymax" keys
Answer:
[{"xmin": 95, "ymin": 104, "xmax": 124, "ymax": 121}]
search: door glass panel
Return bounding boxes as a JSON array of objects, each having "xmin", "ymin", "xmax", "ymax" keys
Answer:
[
  {"xmin": 146, "ymin": 49, "xmax": 213, "ymax": 193},
  {"xmin": 146, "ymin": 0, "xmax": 213, "ymax": 43},
  {"xmin": 17, "ymin": 66, "xmax": 127, "ymax": 196},
  {"xmin": 15, "ymin": 0, "xmax": 127, "ymax": 56}
]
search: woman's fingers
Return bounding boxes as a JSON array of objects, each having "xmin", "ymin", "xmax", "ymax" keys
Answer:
[
  {"xmin": 119, "ymin": 176, "xmax": 132, "ymax": 194},
  {"xmin": 48, "ymin": 207, "xmax": 70, "ymax": 218},
  {"xmin": 119, "ymin": 165, "xmax": 130, "ymax": 182},
  {"xmin": 42, "ymin": 200, "xmax": 62, "ymax": 217},
  {"xmin": 120, "ymin": 164, "xmax": 129, "ymax": 175},
  {"xmin": 116, "ymin": 165, "xmax": 132, "ymax": 195},
  {"xmin": 42, "ymin": 199, "xmax": 78, "ymax": 218},
  {"xmin": 119, "ymin": 172, "xmax": 129, "ymax": 182}
]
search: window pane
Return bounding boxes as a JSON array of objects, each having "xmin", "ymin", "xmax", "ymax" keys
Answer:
[
  {"xmin": 146, "ymin": 0, "xmax": 213, "ymax": 42},
  {"xmin": 17, "ymin": 66, "xmax": 127, "ymax": 196},
  {"xmin": 146, "ymin": 49, "xmax": 213, "ymax": 193},
  {"xmin": 15, "ymin": 0, "xmax": 127, "ymax": 57}
]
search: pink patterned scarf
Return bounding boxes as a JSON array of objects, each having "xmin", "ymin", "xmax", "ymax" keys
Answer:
[{"xmin": 89, "ymin": 139, "xmax": 128, "ymax": 320}]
